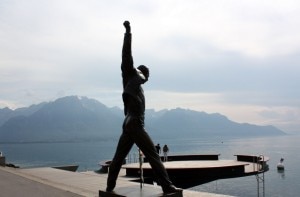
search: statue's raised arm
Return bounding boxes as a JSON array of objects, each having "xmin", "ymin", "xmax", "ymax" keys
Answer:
[{"xmin": 121, "ymin": 20, "xmax": 134, "ymax": 85}]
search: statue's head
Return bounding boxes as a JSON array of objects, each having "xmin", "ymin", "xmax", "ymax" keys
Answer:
[{"xmin": 137, "ymin": 65, "xmax": 149, "ymax": 82}]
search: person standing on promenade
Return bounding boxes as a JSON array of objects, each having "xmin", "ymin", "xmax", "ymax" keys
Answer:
[
  {"xmin": 106, "ymin": 21, "xmax": 182, "ymax": 194},
  {"xmin": 155, "ymin": 144, "xmax": 161, "ymax": 155},
  {"xmin": 163, "ymin": 144, "xmax": 169, "ymax": 162}
]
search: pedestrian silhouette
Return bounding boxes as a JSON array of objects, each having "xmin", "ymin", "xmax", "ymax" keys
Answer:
[
  {"xmin": 163, "ymin": 144, "xmax": 169, "ymax": 162},
  {"xmin": 155, "ymin": 144, "xmax": 161, "ymax": 155}
]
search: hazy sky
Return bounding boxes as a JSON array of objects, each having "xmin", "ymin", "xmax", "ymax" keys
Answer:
[{"xmin": 1, "ymin": 0, "xmax": 299, "ymax": 133}]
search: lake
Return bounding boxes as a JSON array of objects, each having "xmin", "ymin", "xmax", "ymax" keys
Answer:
[{"xmin": 1, "ymin": 134, "xmax": 299, "ymax": 197}]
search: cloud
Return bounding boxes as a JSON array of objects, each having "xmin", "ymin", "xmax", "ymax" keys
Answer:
[
  {"xmin": 1, "ymin": 0, "xmax": 300, "ymax": 133},
  {"xmin": 129, "ymin": 0, "xmax": 300, "ymax": 59}
]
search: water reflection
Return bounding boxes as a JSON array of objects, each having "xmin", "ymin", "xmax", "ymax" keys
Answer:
[{"xmin": 277, "ymin": 169, "xmax": 285, "ymax": 179}]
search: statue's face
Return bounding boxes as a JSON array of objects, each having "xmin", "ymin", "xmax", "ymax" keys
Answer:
[
  {"xmin": 136, "ymin": 69, "xmax": 149, "ymax": 84},
  {"xmin": 137, "ymin": 65, "xmax": 149, "ymax": 81}
]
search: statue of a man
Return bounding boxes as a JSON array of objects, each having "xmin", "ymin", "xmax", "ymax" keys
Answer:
[{"xmin": 106, "ymin": 21, "xmax": 182, "ymax": 194}]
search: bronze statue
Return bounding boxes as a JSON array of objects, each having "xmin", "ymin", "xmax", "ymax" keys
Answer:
[{"xmin": 106, "ymin": 21, "xmax": 182, "ymax": 194}]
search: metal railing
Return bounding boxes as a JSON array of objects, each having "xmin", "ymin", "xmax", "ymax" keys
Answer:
[{"xmin": 255, "ymin": 155, "xmax": 266, "ymax": 197}]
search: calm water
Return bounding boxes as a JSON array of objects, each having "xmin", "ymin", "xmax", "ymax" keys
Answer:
[{"xmin": 1, "ymin": 135, "xmax": 299, "ymax": 197}]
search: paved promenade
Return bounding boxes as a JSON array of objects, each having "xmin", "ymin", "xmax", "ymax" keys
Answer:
[
  {"xmin": 0, "ymin": 167, "xmax": 81, "ymax": 197},
  {"xmin": 0, "ymin": 166, "xmax": 233, "ymax": 197}
]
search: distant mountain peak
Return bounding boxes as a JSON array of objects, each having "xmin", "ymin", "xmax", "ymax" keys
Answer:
[{"xmin": 0, "ymin": 96, "xmax": 286, "ymax": 143}]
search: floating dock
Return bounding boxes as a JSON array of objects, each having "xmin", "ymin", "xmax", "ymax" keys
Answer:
[{"xmin": 122, "ymin": 154, "xmax": 269, "ymax": 188}]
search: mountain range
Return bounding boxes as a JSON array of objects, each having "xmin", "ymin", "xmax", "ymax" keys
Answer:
[{"xmin": 0, "ymin": 96, "xmax": 285, "ymax": 143}]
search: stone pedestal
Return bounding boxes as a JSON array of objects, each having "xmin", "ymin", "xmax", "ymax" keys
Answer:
[{"xmin": 99, "ymin": 185, "xmax": 182, "ymax": 197}]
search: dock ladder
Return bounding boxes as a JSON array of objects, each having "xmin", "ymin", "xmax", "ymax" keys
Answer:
[{"xmin": 254, "ymin": 155, "xmax": 266, "ymax": 197}]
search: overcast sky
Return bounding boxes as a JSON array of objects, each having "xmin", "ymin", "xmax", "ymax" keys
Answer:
[{"xmin": 1, "ymin": 0, "xmax": 299, "ymax": 133}]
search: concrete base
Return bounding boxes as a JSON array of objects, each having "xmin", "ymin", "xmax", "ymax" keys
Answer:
[{"xmin": 99, "ymin": 185, "xmax": 182, "ymax": 197}]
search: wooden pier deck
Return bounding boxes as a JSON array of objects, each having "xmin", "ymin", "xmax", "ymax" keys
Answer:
[
  {"xmin": 0, "ymin": 166, "xmax": 232, "ymax": 197},
  {"xmin": 124, "ymin": 160, "xmax": 263, "ymax": 175}
]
